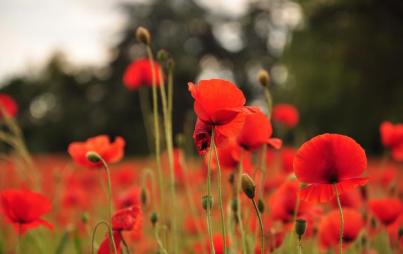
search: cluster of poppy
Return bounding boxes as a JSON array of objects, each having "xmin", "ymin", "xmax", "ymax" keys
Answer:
[{"xmin": 0, "ymin": 29, "xmax": 402, "ymax": 254}]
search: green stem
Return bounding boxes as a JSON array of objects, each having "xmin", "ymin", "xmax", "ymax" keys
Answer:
[
  {"xmin": 158, "ymin": 60, "xmax": 178, "ymax": 253},
  {"xmin": 138, "ymin": 87, "xmax": 153, "ymax": 154},
  {"xmin": 211, "ymin": 131, "xmax": 228, "ymax": 253},
  {"xmin": 154, "ymin": 225, "xmax": 169, "ymax": 254},
  {"xmin": 91, "ymin": 220, "xmax": 114, "ymax": 254},
  {"xmin": 99, "ymin": 158, "xmax": 118, "ymax": 254},
  {"xmin": 145, "ymin": 46, "xmax": 165, "ymax": 219},
  {"xmin": 206, "ymin": 130, "xmax": 216, "ymax": 254},
  {"xmin": 237, "ymin": 153, "xmax": 248, "ymax": 254},
  {"xmin": 252, "ymin": 199, "xmax": 264, "ymax": 254},
  {"xmin": 334, "ymin": 184, "xmax": 344, "ymax": 254},
  {"xmin": 263, "ymin": 88, "xmax": 273, "ymax": 117},
  {"xmin": 298, "ymin": 239, "xmax": 303, "ymax": 254}
]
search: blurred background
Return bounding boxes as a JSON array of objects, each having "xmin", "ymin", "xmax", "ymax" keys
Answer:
[{"xmin": 0, "ymin": 0, "xmax": 402, "ymax": 155}]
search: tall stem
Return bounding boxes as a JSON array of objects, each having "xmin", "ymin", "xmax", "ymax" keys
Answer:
[
  {"xmin": 138, "ymin": 87, "xmax": 153, "ymax": 154},
  {"xmin": 333, "ymin": 184, "xmax": 344, "ymax": 254},
  {"xmin": 158, "ymin": 61, "xmax": 178, "ymax": 253},
  {"xmin": 145, "ymin": 46, "xmax": 165, "ymax": 217},
  {"xmin": 252, "ymin": 199, "xmax": 264, "ymax": 254},
  {"xmin": 237, "ymin": 153, "xmax": 248, "ymax": 253},
  {"xmin": 206, "ymin": 130, "xmax": 216, "ymax": 254},
  {"xmin": 212, "ymin": 132, "xmax": 228, "ymax": 253},
  {"xmin": 99, "ymin": 158, "xmax": 118, "ymax": 254}
]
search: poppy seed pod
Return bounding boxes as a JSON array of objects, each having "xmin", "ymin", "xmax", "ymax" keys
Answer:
[
  {"xmin": 136, "ymin": 26, "xmax": 151, "ymax": 45},
  {"xmin": 241, "ymin": 173, "xmax": 256, "ymax": 199},
  {"xmin": 258, "ymin": 69, "xmax": 270, "ymax": 87},
  {"xmin": 295, "ymin": 218, "xmax": 307, "ymax": 240},
  {"xmin": 202, "ymin": 195, "xmax": 213, "ymax": 210},
  {"xmin": 150, "ymin": 212, "xmax": 158, "ymax": 226},
  {"xmin": 86, "ymin": 151, "xmax": 101, "ymax": 163},
  {"xmin": 157, "ymin": 49, "xmax": 168, "ymax": 62}
]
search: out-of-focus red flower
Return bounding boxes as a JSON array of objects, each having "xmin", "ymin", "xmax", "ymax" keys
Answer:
[
  {"xmin": 387, "ymin": 214, "xmax": 403, "ymax": 248},
  {"xmin": 184, "ymin": 216, "xmax": 206, "ymax": 235},
  {"xmin": 318, "ymin": 209, "xmax": 364, "ymax": 251},
  {"xmin": 112, "ymin": 206, "xmax": 142, "ymax": 232},
  {"xmin": 272, "ymin": 103, "xmax": 299, "ymax": 129},
  {"xmin": 97, "ymin": 231, "xmax": 122, "ymax": 254},
  {"xmin": 236, "ymin": 108, "xmax": 281, "ymax": 151},
  {"xmin": 280, "ymin": 147, "xmax": 297, "ymax": 173},
  {"xmin": 331, "ymin": 188, "xmax": 362, "ymax": 210},
  {"xmin": 205, "ymin": 234, "xmax": 229, "ymax": 254},
  {"xmin": 0, "ymin": 93, "xmax": 18, "ymax": 118},
  {"xmin": 294, "ymin": 134, "xmax": 368, "ymax": 203},
  {"xmin": 369, "ymin": 198, "xmax": 402, "ymax": 226},
  {"xmin": 189, "ymin": 79, "xmax": 245, "ymax": 125},
  {"xmin": 213, "ymin": 141, "xmax": 253, "ymax": 174},
  {"xmin": 1, "ymin": 189, "xmax": 52, "ymax": 234},
  {"xmin": 116, "ymin": 187, "xmax": 141, "ymax": 209},
  {"xmin": 380, "ymin": 121, "xmax": 403, "ymax": 161},
  {"xmin": 68, "ymin": 135, "xmax": 125, "ymax": 168},
  {"xmin": 123, "ymin": 58, "xmax": 162, "ymax": 89}
]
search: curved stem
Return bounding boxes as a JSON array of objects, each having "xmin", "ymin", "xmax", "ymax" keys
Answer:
[
  {"xmin": 145, "ymin": 46, "xmax": 165, "ymax": 217},
  {"xmin": 252, "ymin": 199, "xmax": 264, "ymax": 254},
  {"xmin": 99, "ymin": 158, "xmax": 117, "ymax": 254},
  {"xmin": 333, "ymin": 184, "xmax": 344, "ymax": 254},
  {"xmin": 212, "ymin": 131, "xmax": 228, "ymax": 253},
  {"xmin": 206, "ymin": 130, "xmax": 216, "ymax": 254},
  {"xmin": 154, "ymin": 225, "xmax": 169, "ymax": 254},
  {"xmin": 91, "ymin": 220, "xmax": 113, "ymax": 254}
]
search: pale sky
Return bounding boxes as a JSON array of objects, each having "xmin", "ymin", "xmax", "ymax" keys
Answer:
[{"xmin": 0, "ymin": 0, "xmax": 250, "ymax": 82}]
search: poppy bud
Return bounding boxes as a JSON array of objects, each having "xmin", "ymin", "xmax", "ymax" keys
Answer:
[
  {"xmin": 141, "ymin": 188, "xmax": 147, "ymax": 206},
  {"xmin": 295, "ymin": 218, "xmax": 307, "ymax": 240},
  {"xmin": 258, "ymin": 69, "xmax": 270, "ymax": 87},
  {"xmin": 150, "ymin": 212, "xmax": 158, "ymax": 226},
  {"xmin": 136, "ymin": 26, "xmax": 151, "ymax": 45},
  {"xmin": 167, "ymin": 59, "xmax": 175, "ymax": 70},
  {"xmin": 231, "ymin": 198, "xmax": 238, "ymax": 213},
  {"xmin": 81, "ymin": 213, "xmax": 89, "ymax": 224},
  {"xmin": 258, "ymin": 199, "xmax": 265, "ymax": 213},
  {"xmin": 241, "ymin": 173, "xmax": 256, "ymax": 199},
  {"xmin": 86, "ymin": 151, "xmax": 101, "ymax": 163},
  {"xmin": 202, "ymin": 195, "xmax": 213, "ymax": 210},
  {"xmin": 157, "ymin": 49, "xmax": 168, "ymax": 62}
]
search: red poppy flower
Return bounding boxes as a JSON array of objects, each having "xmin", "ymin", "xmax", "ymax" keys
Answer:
[
  {"xmin": 294, "ymin": 134, "xmax": 368, "ymax": 203},
  {"xmin": 97, "ymin": 231, "xmax": 122, "ymax": 254},
  {"xmin": 0, "ymin": 93, "xmax": 18, "ymax": 118},
  {"xmin": 188, "ymin": 79, "xmax": 245, "ymax": 125},
  {"xmin": 1, "ymin": 189, "xmax": 52, "ymax": 234},
  {"xmin": 213, "ymin": 141, "xmax": 253, "ymax": 173},
  {"xmin": 112, "ymin": 206, "xmax": 142, "ymax": 231},
  {"xmin": 272, "ymin": 103, "xmax": 299, "ymax": 128},
  {"xmin": 318, "ymin": 209, "xmax": 364, "ymax": 250},
  {"xmin": 280, "ymin": 147, "xmax": 297, "ymax": 173},
  {"xmin": 369, "ymin": 198, "xmax": 402, "ymax": 226},
  {"xmin": 123, "ymin": 58, "xmax": 162, "ymax": 89},
  {"xmin": 68, "ymin": 135, "xmax": 125, "ymax": 168},
  {"xmin": 116, "ymin": 187, "xmax": 141, "ymax": 209},
  {"xmin": 236, "ymin": 108, "xmax": 282, "ymax": 151},
  {"xmin": 380, "ymin": 121, "xmax": 403, "ymax": 161}
]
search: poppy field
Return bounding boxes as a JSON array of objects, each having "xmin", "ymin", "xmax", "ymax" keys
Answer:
[{"xmin": 0, "ymin": 26, "xmax": 402, "ymax": 254}]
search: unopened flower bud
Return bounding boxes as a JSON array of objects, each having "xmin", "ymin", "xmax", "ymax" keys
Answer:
[
  {"xmin": 157, "ymin": 49, "xmax": 168, "ymax": 62},
  {"xmin": 202, "ymin": 195, "xmax": 213, "ymax": 210},
  {"xmin": 86, "ymin": 151, "xmax": 101, "ymax": 163},
  {"xmin": 258, "ymin": 69, "xmax": 270, "ymax": 87},
  {"xmin": 150, "ymin": 212, "xmax": 158, "ymax": 225},
  {"xmin": 295, "ymin": 218, "xmax": 307, "ymax": 240},
  {"xmin": 136, "ymin": 26, "xmax": 151, "ymax": 45},
  {"xmin": 81, "ymin": 212, "xmax": 89, "ymax": 224},
  {"xmin": 167, "ymin": 59, "xmax": 175, "ymax": 70},
  {"xmin": 258, "ymin": 199, "xmax": 265, "ymax": 213},
  {"xmin": 141, "ymin": 188, "xmax": 147, "ymax": 206},
  {"xmin": 241, "ymin": 173, "xmax": 256, "ymax": 199}
]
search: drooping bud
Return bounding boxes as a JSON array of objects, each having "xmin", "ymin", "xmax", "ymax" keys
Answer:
[
  {"xmin": 258, "ymin": 69, "xmax": 270, "ymax": 87},
  {"xmin": 258, "ymin": 199, "xmax": 265, "ymax": 213},
  {"xmin": 157, "ymin": 49, "xmax": 168, "ymax": 62},
  {"xmin": 150, "ymin": 212, "xmax": 158, "ymax": 226},
  {"xmin": 241, "ymin": 173, "xmax": 256, "ymax": 199},
  {"xmin": 141, "ymin": 188, "xmax": 147, "ymax": 206},
  {"xmin": 136, "ymin": 26, "xmax": 151, "ymax": 45},
  {"xmin": 86, "ymin": 151, "xmax": 101, "ymax": 163},
  {"xmin": 295, "ymin": 218, "xmax": 307, "ymax": 240},
  {"xmin": 202, "ymin": 195, "xmax": 213, "ymax": 210}
]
